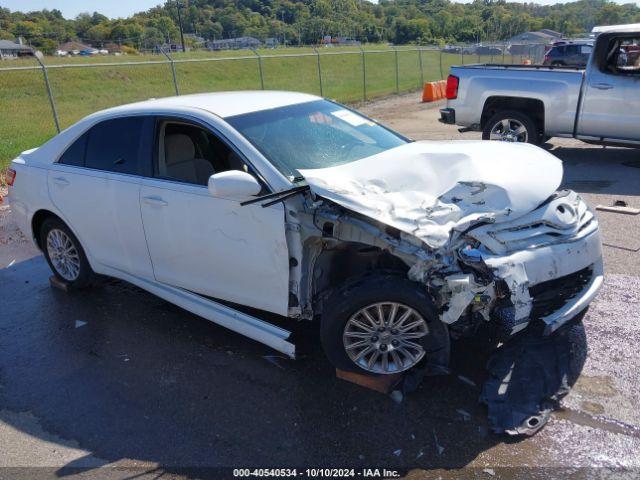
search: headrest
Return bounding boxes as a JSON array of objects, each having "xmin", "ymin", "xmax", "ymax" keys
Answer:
[{"xmin": 165, "ymin": 134, "xmax": 195, "ymax": 166}]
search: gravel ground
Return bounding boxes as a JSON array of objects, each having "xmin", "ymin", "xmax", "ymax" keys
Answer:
[{"xmin": 0, "ymin": 93, "xmax": 638, "ymax": 479}]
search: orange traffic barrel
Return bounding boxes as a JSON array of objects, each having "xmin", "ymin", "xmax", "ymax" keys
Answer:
[{"xmin": 422, "ymin": 82, "xmax": 438, "ymax": 102}]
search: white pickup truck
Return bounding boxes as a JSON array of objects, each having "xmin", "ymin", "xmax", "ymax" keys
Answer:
[{"xmin": 440, "ymin": 29, "xmax": 640, "ymax": 147}]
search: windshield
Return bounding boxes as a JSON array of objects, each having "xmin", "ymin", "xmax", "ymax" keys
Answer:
[{"xmin": 226, "ymin": 100, "xmax": 408, "ymax": 180}]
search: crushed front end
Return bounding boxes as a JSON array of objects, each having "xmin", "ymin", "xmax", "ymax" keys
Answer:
[
  {"xmin": 412, "ymin": 190, "xmax": 603, "ymax": 342},
  {"xmin": 415, "ymin": 190, "xmax": 602, "ymax": 435}
]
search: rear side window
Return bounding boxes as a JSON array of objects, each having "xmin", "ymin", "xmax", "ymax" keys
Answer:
[
  {"xmin": 58, "ymin": 132, "xmax": 88, "ymax": 167},
  {"xmin": 85, "ymin": 117, "xmax": 146, "ymax": 175}
]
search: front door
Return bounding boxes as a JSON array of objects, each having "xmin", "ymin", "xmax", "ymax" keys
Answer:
[
  {"xmin": 578, "ymin": 34, "xmax": 640, "ymax": 142},
  {"xmin": 139, "ymin": 118, "xmax": 290, "ymax": 315}
]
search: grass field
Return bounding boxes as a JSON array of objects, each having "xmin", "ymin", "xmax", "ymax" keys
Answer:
[{"xmin": 0, "ymin": 45, "xmax": 521, "ymax": 170}]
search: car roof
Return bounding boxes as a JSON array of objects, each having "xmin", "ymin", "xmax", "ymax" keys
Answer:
[
  {"xmin": 552, "ymin": 41, "xmax": 592, "ymax": 47},
  {"xmin": 105, "ymin": 90, "xmax": 321, "ymax": 119}
]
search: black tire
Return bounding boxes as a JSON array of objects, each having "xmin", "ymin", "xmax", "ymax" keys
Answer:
[
  {"xmin": 320, "ymin": 274, "xmax": 448, "ymax": 375},
  {"xmin": 40, "ymin": 216, "xmax": 95, "ymax": 289},
  {"xmin": 482, "ymin": 109, "xmax": 541, "ymax": 145}
]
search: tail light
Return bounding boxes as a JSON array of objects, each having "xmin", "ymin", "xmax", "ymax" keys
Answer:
[
  {"xmin": 5, "ymin": 168, "xmax": 16, "ymax": 186},
  {"xmin": 544, "ymin": 54, "xmax": 550, "ymax": 63},
  {"xmin": 445, "ymin": 75, "xmax": 459, "ymax": 100}
]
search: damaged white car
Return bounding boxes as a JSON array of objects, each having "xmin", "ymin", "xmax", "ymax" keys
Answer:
[{"xmin": 8, "ymin": 92, "xmax": 603, "ymax": 387}]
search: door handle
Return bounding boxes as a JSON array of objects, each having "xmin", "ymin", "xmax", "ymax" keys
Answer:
[
  {"xmin": 142, "ymin": 196, "xmax": 168, "ymax": 207},
  {"xmin": 593, "ymin": 83, "xmax": 613, "ymax": 90},
  {"xmin": 52, "ymin": 177, "xmax": 70, "ymax": 186}
]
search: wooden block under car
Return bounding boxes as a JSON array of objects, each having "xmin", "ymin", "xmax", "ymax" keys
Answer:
[
  {"xmin": 49, "ymin": 275, "xmax": 70, "ymax": 292},
  {"xmin": 336, "ymin": 368, "xmax": 403, "ymax": 394}
]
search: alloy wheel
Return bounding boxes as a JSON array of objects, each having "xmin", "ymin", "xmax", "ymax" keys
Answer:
[
  {"xmin": 489, "ymin": 118, "xmax": 528, "ymax": 142},
  {"xmin": 46, "ymin": 228, "xmax": 81, "ymax": 281},
  {"xmin": 343, "ymin": 302, "xmax": 429, "ymax": 374}
]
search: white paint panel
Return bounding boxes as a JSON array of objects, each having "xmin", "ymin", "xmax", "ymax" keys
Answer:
[
  {"xmin": 47, "ymin": 165, "xmax": 154, "ymax": 279},
  {"xmin": 300, "ymin": 140, "xmax": 563, "ymax": 249},
  {"xmin": 140, "ymin": 179, "xmax": 290, "ymax": 316}
]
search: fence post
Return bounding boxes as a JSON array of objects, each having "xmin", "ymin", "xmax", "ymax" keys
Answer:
[
  {"xmin": 394, "ymin": 47, "xmax": 399, "ymax": 94},
  {"xmin": 251, "ymin": 48, "xmax": 265, "ymax": 90},
  {"xmin": 461, "ymin": 49, "xmax": 464, "ymax": 65},
  {"xmin": 439, "ymin": 48, "xmax": 444, "ymax": 79},
  {"xmin": 418, "ymin": 48, "xmax": 424, "ymax": 85},
  {"xmin": 161, "ymin": 48, "xmax": 179, "ymax": 96},
  {"xmin": 313, "ymin": 46, "xmax": 324, "ymax": 97},
  {"xmin": 34, "ymin": 54, "xmax": 60, "ymax": 134},
  {"xmin": 502, "ymin": 47, "xmax": 506, "ymax": 64},
  {"xmin": 359, "ymin": 45, "xmax": 367, "ymax": 102}
]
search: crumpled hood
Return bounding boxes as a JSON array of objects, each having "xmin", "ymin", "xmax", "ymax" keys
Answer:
[{"xmin": 299, "ymin": 140, "xmax": 563, "ymax": 249}]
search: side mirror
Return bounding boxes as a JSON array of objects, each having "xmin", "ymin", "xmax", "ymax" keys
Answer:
[{"xmin": 208, "ymin": 170, "xmax": 262, "ymax": 201}]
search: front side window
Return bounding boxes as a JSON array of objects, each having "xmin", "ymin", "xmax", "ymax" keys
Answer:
[
  {"xmin": 226, "ymin": 100, "xmax": 408, "ymax": 180},
  {"xmin": 155, "ymin": 119, "xmax": 254, "ymax": 186},
  {"xmin": 85, "ymin": 117, "xmax": 146, "ymax": 175}
]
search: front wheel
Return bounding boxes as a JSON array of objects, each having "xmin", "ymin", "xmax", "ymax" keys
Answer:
[
  {"xmin": 40, "ymin": 217, "xmax": 95, "ymax": 288},
  {"xmin": 320, "ymin": 275, "xmax": 448, "ymax": 376},
  {"xmin": 482, "ymin": 110, "xmax": 540, "ymax": 145}
]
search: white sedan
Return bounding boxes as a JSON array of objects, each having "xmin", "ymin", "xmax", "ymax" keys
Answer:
[{"xmin": 7, "ymin": 91, "xmax": 603, "ymax": 377}]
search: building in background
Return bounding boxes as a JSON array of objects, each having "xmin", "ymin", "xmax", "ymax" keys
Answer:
[
  {"xmin": 0, "ymin": 39, "xmax": 33, "ymax": 59},
  {"xmin": 206, "ymin": 36, "xmax": 261, "ymax": 51}
]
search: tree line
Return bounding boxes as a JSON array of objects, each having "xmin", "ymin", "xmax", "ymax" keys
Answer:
[{"xmin": 1, "ymin": 0, "xmax": 638, "ymax": 54}]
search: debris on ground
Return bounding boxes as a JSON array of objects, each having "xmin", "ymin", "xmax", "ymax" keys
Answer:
[
  {"xmin": 75, "ymin": 320, "xmax": 87, "ymax": 328},
  {"xmin": 392, "ymin": 449, "xmax": 402, "ymax": 457},
  {"xmin": 457, "ymin": 375, "xmax": 477, "ymax": 388},
  {"xmin": 596, "ymin": 203, "xmax": 640, "ymax": 215},
  {"xmin": 390, "ymin": 390, "xmax": 404, "ymax": 404},
  {"xmin": 456, "ymin": 408, "xmax": 471, "ymax": 421},
  {"xmin": 480, "ymin": 317, "xmax": 587, "ymax": 436},
  {"xmin": 432, "ymin": 429, "xmax": 444, "ymax": 455}
]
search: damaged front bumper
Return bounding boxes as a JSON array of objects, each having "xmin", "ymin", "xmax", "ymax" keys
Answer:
[
  {"xmin": 483, "ymin": 227, "xmax": 603, "ymax": 335},
  {"xmin": 435, "ymin": 191, "xmax": 604, "ymax": 337}
]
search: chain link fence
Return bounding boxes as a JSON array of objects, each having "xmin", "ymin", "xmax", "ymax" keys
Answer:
[{"xmin": 0, "ymin": 44, "xmax": 546, "ymax": 168}]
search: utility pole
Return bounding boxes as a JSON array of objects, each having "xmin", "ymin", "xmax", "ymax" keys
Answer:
[
  {"xmin": 176, "ymin": 0, "xmax": 186, "ymax": 53},
  {"xmin": 281, "ymin": 11, "xmax": 286, "ymax": 47}
]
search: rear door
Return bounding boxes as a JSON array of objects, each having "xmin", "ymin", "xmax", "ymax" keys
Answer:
[
  {"xmin": 578, "ymin": 34, "xmax": 640, "ymax": 142},
  {"xmin": 139, "ymin": 117, "xmax": 290, "ymax": 315},
  {"xmin": 47, "ymin": 116, "xmax": 155, "ymax": 279}
]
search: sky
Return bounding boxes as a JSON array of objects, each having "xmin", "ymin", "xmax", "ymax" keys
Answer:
[{"xmin": 0, "ymin": 0, "xmax": 639, "ymax": 19}]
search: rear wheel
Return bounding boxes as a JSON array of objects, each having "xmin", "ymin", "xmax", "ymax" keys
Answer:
[
  {"xmin": 320, "ymin": 275, "xmax": 448, "ymax": 375},
  {"xmin": 40, "ymin": 217, "xmax": 95, "ymax": 288},
  {"xmin": 482, "ymin": 110, "xmax": 541, "ymax": 145}
]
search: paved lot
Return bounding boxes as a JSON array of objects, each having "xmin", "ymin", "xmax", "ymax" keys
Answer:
[{"xmin": 0, "ymin": 94, "xmax": 639, "ymax": 478}]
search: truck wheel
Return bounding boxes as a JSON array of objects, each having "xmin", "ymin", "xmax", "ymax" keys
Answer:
[
  {"xmin": 320, "ymin": 275, "xmax": 448, "ymax": 375},
  {"xmin": 40, "ymin": 217, "xmax": 95, "ymax": 288},
  {"xmin": 483, "ymin": 110, "xmax": 540, "ymax": 145}
]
